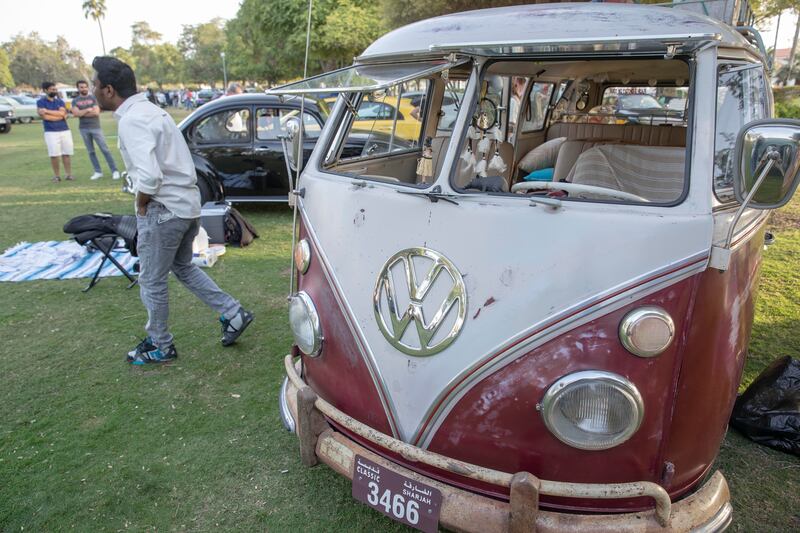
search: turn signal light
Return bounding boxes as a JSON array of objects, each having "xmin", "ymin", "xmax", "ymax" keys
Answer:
[{"xmin": 619, "ymin": 306, "xmax": 675, "ymax": 358}]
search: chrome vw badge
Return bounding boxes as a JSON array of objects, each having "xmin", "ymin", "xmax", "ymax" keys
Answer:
[{"xmin": 373, "ymin": 247, "xmax": 467, "ymax": 356}]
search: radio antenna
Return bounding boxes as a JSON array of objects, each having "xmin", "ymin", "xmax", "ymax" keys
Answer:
[{"xmin": 289, "ymin": 0, "xmax": 313, "ymax": 299}]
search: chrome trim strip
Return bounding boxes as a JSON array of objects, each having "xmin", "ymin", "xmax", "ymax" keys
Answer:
[
  {"xmin": 414, "ymin": 251, "xmax": 709, "ymax": 448},
  {"xmin": 297, "ymin": 200, "xmax": 401, "ymax": 438},
  {"xmin": 279, "ymin": 376, "xmax": 296, "ymax": 433}
]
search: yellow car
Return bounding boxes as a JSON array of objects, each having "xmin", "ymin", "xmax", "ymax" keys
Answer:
[{"xmin": 326, "ymin": 95, "xmax": 423, "ymax": 142}]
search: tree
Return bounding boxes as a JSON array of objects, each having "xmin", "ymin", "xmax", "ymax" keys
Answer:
[
  {"xmin": 179, "ymin": 18, "xmax": 227, "ymax": 86},
  {"xmin": 0, "ymin": 49, "xmax": 14, "ymax": 88},
  {"xmin": 318, "ymin": 0, "xmax": 387, "ymax": 70},
  {"xmin": 82, "ymin": 0, "xmax": 108, "ymax": 55},
  {"xmin": 3, "ymin": 33, "xmax": 89, "ymax": 86},
  {"xmin": 382, "ymin": 0, "xmax": 527, "ymax": 28},
  {"xmin": 131, "ymin": 21, "xmax": 162, "ymax": 46}
]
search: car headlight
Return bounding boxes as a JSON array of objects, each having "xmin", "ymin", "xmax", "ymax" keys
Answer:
[
  {"xmin": 288, "ymin": 291, "xmax": 322, "ymax": 356},
  {"xmin": 619, "ymin": 306, "xmax": 674, "ymax": 358},
  {"xmin": 540, "ymin": 371, "xmax": 644, "ymax": 450}
]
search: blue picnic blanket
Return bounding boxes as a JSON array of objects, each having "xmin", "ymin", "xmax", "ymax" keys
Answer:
[{"xmin": 0, "ymin": 240, "xmax": 138, "ymax": 282}]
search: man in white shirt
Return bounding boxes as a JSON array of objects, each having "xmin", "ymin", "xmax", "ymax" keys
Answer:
[{"xmin": 91, "ymin": 56, "xmax": 254, "ymax": 365}]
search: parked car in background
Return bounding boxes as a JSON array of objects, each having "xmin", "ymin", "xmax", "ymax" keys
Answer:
[
  {"xmin": 194, "ymin": 89, "xmax": 220, "ymax": 107},
  {"xmin": 0, "ymin": 95, "xmax": 37, "ymax": 123},
  {"xmin": 178, "ymin": 93, "xmax": 395, "ymax": 203},
  {"xmin": 0, "ymin": 102, "xmax": 14, "ymax": 133},
  {"xmin": 57, "ymin": 87, "xmax": 79, "ymax": 111},
  {"xmin": 180, "ymin": 93, "xmax": 331, "ymax": 202}
]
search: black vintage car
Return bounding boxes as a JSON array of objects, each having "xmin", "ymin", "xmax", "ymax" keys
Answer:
[
  {"xmin": 179, "ymin": 93, "xmax": 333, "ymax": 203},
  {"xmin": 179, "ymin": 93, "xmax": 411, "ymax": 203}
]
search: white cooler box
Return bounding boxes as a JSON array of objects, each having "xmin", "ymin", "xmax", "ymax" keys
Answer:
[{"xmin": 200, "ymin": 201, "xmax": 230, "ymax": 244}]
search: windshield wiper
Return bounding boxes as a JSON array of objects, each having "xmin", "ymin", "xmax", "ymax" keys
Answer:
[{"xmin": 397, "ymin": 185, "xmax": 459, "ymax": 205}]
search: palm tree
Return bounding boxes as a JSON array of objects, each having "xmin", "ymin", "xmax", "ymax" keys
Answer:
[{"xmin": 82, "ymin": 0, "xmax": 108, "ymax": 55}]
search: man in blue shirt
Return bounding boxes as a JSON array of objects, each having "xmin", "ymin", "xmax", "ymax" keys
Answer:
[{"xmin": 37, "ymin": 81, "xmax": 74, "ymax": 182}]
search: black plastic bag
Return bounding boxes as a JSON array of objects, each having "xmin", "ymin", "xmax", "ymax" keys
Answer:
[{"xmin": 730, "ymin": 356, "xmax": 800, "ymax": 456}]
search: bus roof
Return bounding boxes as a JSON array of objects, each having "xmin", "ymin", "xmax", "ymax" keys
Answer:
[{"xmin": 358, "ymin": 3, "xmax": 752, "ymax": 61}]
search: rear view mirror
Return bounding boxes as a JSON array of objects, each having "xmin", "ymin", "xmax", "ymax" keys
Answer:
[
  {"xmin": 734, "ymin": 119, "xmax": 800, "ymax": 209},
  {"xmin": 284, "ymin": 117, "xmax": 302, "ymax": 172}
]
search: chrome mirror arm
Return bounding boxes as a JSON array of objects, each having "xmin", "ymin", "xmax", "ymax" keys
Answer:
[
  {"xmin": 710, "ymin": 151, "xmax": 778, "ymax": 272},
  {"xmin": 723, "ymin": 152, "xmax": 778, "ymax": 249}
]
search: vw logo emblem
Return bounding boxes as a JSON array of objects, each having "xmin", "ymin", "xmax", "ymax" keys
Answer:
[{"xmin": 373, "ymin": 247, "xmax": 467, "ymax": 357}]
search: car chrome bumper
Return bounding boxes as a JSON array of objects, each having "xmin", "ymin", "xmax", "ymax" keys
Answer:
[{"xmin": 281, "ymin": 355, "xmax": 732, "ymax": 532}]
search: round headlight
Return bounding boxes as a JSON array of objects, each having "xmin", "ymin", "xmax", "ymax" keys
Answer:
[
  {"xmin": 541, "ymin": 371, "xmax": 644, "ymax": 450},
  {"xmin": 294, "ymin": 239, "xmax": 311, "ymax": 274},
  {"xmin": 619, "ymin": 306, "xmax": 675, "ymax": 358},
  {"xmin": 288, "ymin": 291, "xmax": 322, "ymax": 356}
]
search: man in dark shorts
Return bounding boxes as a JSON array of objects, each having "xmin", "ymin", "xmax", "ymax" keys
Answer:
[
  {"xmin": 36, "ymin": 82, "xmax": 74, "ymax": 183},
  {"xmin": 71, "ymin": 80, "xmax": 120, "ymax": 180}
]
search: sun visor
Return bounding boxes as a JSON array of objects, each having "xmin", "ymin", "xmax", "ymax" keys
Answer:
[
  {"xmin": 428, "ymin": 33, "xmax": 721, "ymax": 57},
  {"xmin": 268, "ymin": 58, "xmax": 468, "ymax": 95}
]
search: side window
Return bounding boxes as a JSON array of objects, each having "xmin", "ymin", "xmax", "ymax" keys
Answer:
[
  {"xmin": 193, "ymin": 108, "xmax": 251, "ymax": 143},
  {"xmin": 521, "ymin": 82, "xmax": 554, "ymax": 132},
  {"xmin": 340, "ymin": 79, "xmax": 429, "ymax": 159},
  {"xmin": 256, "ymin": 108, "xmax": 322, "ymax": 140},
  {"xmin": 714, "ymin": 65, "xmax": 769, "ymax": 202},
  {"xmin": 436, "ymin": 79, "xmax": 467, "ymax": 134}
]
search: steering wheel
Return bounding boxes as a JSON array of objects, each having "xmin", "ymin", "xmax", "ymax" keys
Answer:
[{"xmin": 511, "ymin": 181, "xmax": 648, "ymax": 203}]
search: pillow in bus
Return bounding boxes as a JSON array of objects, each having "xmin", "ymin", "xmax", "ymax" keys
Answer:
[
  {"xmin": 518, "ymin": 137, "xmax": 566, "ymax": 172},
  {"xmin": 523, "ymin": 167, "xmax": 554, "ymax": 181}
]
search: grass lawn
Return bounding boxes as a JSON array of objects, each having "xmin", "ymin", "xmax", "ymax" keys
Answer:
[{"xmin": 0, "ymin": 111, "xmax": 798, "ymax": 532}]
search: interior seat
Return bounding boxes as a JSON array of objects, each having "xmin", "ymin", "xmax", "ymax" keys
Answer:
[
  {"xmin": 566, "ymin": 144, "xmax": 686, "ymax": 202},
  {"xmin": 546, "ymin": 124, "xmax": 687, "ymax": 182},
  {"xmin": 546, "ymin": 123, "xmax": 686, "ymax": 146}
]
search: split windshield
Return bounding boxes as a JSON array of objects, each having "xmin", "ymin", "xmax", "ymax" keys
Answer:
[{"xmin": 321, "ymin": 57, "xmax": 690, "ymax": 205}]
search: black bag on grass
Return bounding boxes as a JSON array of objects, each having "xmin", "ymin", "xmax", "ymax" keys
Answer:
[
  {"xmin": 223, "ymin": 207, "xmax": 259, "ymax": 247},
  {"xmin": 730, "ymin": 356, "xmax": 800, "ymax": 456}
]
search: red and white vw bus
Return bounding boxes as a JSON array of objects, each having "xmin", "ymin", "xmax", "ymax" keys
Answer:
[{"xmin": 274, "ymin": 3, "xmax": 800, "ymax": 531}]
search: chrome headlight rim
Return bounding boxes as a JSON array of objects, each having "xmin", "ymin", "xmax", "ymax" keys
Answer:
[
  {"xmin": 541, "ymin": 370, "xmax": 644, "ymax": 451},
  {"xmin": 289, "ymin": 291, "xmax": 323, "ymax": 357},
  {"xmin": 619, "ymin": 306, "xmax": 675, "ymax": 358},
  {"xmin": 294, "ymin": 239, "xmax": 311, "ymax": 274}
]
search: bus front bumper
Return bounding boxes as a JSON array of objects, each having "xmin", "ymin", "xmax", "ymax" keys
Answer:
[{"xmin": 280, "ymin": 355, "xmax": 732, "ymax": 532}]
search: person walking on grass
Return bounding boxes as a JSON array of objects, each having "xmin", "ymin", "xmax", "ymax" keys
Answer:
[
  {"xmin": 71, "ymin": 80, "xmax": 120, "ymax": 181},
  {"xmin": 91, "ymin": 56, "xmax": 254, "ymax": 365},
  {"xmin": 37, "ymin": 82, "xmax": 74, "ymax": 183}
]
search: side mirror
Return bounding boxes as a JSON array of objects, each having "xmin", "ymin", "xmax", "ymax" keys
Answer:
[
  {"xmin": 284, "ymin": 117, "xmax": 302, "ymax": 172},
  {"xmin": 734, "ymin": 118, "xmax": 800, "ymax": 209}
]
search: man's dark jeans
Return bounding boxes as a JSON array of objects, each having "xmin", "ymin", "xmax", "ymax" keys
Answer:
[{"xmin": 79, "ymin": 128, "xmax": 118, "ymax": 174}]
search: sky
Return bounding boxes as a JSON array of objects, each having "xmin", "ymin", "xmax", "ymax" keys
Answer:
[
  {"xmin": 0, "ymin": 0, "xmax": 242, "ymax": 61},
  {"xmin": 0, "ymin": 1, "xmax": 798, "ymax": 61}
]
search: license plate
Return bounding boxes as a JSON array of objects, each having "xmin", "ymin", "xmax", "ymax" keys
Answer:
[{"xmin": 352, "ymin": 454, "xmax": 442, "ymax": 533}]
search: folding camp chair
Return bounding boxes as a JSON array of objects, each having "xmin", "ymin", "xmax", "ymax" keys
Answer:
[{"xmin": 63, "ymin": 214, "xmax": 139, "ymax": 292}]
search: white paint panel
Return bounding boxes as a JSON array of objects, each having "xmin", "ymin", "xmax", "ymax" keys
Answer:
[{"xmin": 301, "ymin": 174, "xmax": 712, "ymax": 441}]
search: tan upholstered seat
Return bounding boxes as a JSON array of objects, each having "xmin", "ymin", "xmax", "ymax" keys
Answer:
[
  {"xmin": 545, "ymin": 123, "xmax": 687, "ymax": 182},
  {"xmin": 546, "ymin": 123, "xmax": 686, "ymax": 146}
]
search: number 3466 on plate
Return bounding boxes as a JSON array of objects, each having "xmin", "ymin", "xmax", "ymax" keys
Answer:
[{"xmin": 352, "ymin": 455, "xmax": 443, "ymax": 532}]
